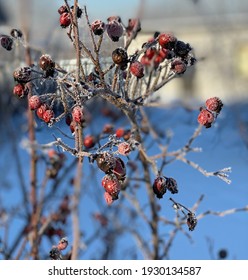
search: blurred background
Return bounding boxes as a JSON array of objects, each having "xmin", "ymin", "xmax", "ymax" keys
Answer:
[{"xmin": 1, "ymin": 0, "xmax": 248, "ymax": 103}]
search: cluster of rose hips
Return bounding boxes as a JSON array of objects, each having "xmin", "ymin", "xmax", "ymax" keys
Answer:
[
  {"xmin": 58, "ymin": 4, "xmax": 82, "ymax": 28},
  {"xmin": 12, "ymin": 54, "xmax": 59, "ymax": 124},
  {"xmin": 197, "ymin": 97, "xmax": 223, "ymax": 128},
  {"xmin": 91, "ymin": 16, "xmax": 140, "ymax": 42},
  {"xmin": 140, "ymin": 32, "xmax": 194, "ymax": 74},
  {"xmin": 152, "ymin": 176, "xmax": 178, "ymax": 199},
  {"xmin": 95, "ymin": 152, "xmax": 127, "ymax": 205},
  {"xmin": 109, "ymin": 32, "xmax": 195, "ymax": 82}
]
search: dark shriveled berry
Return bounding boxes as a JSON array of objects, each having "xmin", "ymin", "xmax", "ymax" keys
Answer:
[
  {"xmin": 174, "ymin": 40, "xmax": 192, "ymax": 57},
  {"xmin": 96, "ymin": 152, "xmax": 116, "ymax": 173},
  {"xmin": 91, "ymin": 20, "xmax": 106, "ymax": 36},
  {"xmin": 10, "ymin": 28, "xmax": 23, "ymax": 38},
  {"xmin": 165, "ymin": 177, "xmax": 178, "ymax": 194},
  {"xmin": 0, "ymin": 35, "xmax": 13, "ymax": 51},
  {"xmin": 112, "ymin": 157, "xmax": 126, "ymax": 181},
  {"xmin": 50, "ymin": 247, "xmax": 62, "ymax": 260},
  {"xmin": 187, "ymin": 213, "xmax": 197, "ymax": 231},
  {"xmin": 218, "ymin": 249, "xmax": 228, "ymax": 259},
  {"xmin": 153, "ymin": 177, "xmax": 167, "ymax": 199}
]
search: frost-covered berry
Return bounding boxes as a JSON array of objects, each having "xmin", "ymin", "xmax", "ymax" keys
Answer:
[
  {"xmin": 112, "ymin": 47, "xmax": 128, "ymax": 65},
  {"xmin": 102, "ymin": 174, "xmax": 121, "ymax": 200},
  {"xmin": 153, "ymin": 177, "xmax": 167, "ymax": 199},
  {"xmin": 13, "ymin": 83, "xmax": 27, "ymax": 98},
  {"xmin": 29, "ymin": 95, "xmax": 41, "ymax": 110},
  {"xmin": 91, "ymin": 20, "xmax": 106, "ymax": 36},
  {"xmin": 130, "ymin": 61, "xmax": 144, "ymax": 78},
  {"xmin": 72, "ymin": 106, "xmax": 84, "ymax": 123},
  {"xmin": 43, "ymin": 109, "xmax": 54, "ymax": 123},
  {"xmin": 13, "ymin": 66, "xmax": 32, "ymax": 83},
  {"xmin": 158, "ymin": 33, "xmax": 177, "ymax": 50},
  {"xmin": 205, "ymin": 97, "xmax": 223, "ymax": 113},
  {"xmin": 60, "ymin": 13, "xmax": 71, "ymax": 28},
  {"xmin": 0, "ymin": 35, "xmax": 13, "ymax": 51},
  {"xmin": 39, "ymin": 54, "xmax": 55, "ymax": 72},
  {"xmin": 36, "ymin": 104, "xmax": 48, "ymax": 119},
  {"xmin": 171, "ymin": 58, "xmax": 187, "ymax": 74},
  {"xmin": 96, "ymin": 152, "xmax": 116, "ymax": 173},
  {"xmin": 106, "ymin": 20, "xmax": 124, "ymax": 42},
  {"xmin": 197, "ymin": 109, "xmax": 214, "ymax": 128},
  {"xmin": 118, "ymin": 142, "xmax": 131, "ymax": 156}
]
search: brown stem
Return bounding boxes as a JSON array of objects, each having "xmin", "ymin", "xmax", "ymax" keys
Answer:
[{"xmin": 23, "ymin": 29, "xmax": 39, "ymax": 259}]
